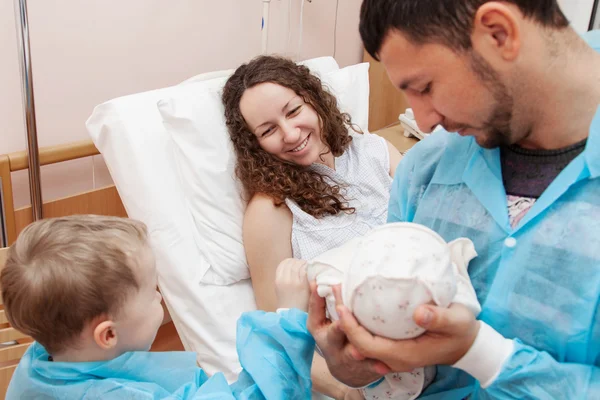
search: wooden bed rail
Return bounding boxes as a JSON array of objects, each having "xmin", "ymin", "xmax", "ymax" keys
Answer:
[
  {"xmin": 6, "ymin": 140, "xmax": 99, "ymax": 172},
  {"xmin": 0, "ymin": 139, "xmax": 121, "ymax": 246}
]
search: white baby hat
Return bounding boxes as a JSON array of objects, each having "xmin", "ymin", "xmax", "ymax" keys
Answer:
[{"xmin": 307, "ymin": 222, "xmax": 481, "ymax": 340}]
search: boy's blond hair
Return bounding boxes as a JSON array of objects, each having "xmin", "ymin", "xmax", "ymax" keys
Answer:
[{"xmin": 0, "ymin": 215, "xmax": 149, "ymax": 354}]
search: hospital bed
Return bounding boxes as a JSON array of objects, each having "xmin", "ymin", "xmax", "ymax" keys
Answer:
[
  {"xmin": 0, "ymin": 56, "xmax": 416, "ymax": 394},
  {"xmin": 84, "ymin": 56, "xmax": 364, "ymax": 380},
  {"xmin": 85, "ymin": 56, "xmax": 411, "ymax": 382}
]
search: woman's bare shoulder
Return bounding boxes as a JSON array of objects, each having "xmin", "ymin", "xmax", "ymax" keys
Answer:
[
  {"xmin": 244, "ymin": 194, "xmax": 292, "ymax": 234},
  {"xmin": 246, "ymin": 193, "xmax": 290, "ymax": 216}
]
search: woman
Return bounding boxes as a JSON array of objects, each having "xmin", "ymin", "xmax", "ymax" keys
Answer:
[{"xmin": 222, "ymin": 55, "xmax": 402, "ymax": 399}]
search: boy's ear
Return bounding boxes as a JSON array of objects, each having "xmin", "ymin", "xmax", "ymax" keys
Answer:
[{"xmin": 93, "ymin": 318, "xmax": 118, "ymax": 350}]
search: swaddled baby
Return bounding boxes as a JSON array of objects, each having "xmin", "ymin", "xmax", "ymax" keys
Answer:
[{"xmin": 307, "ymin": 222, "xmax": 482, "ymax": 400}]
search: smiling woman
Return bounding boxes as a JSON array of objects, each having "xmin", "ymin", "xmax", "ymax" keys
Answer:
[
  {"xmin": 222, "ymin": 55, "xmax": 402, "ymax": 399},
  {"xmin": 240, "ymin": 83, "xmax": 329, "ymax": 168},
  {"xmin": 223, "ymin": 56, "xmax": 359, "ymax": 218}
]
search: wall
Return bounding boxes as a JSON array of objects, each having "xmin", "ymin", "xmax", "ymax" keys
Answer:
[
  {"xmin": 558, "ymin": 0, "xmax": 596, "ymax": 33},
  {"xmin": 1, "ymin": 0, "xmax": 364, "ymax": 209}
]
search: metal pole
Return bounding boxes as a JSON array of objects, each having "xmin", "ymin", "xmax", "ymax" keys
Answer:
[
  {"xmin": 262, "ymin": 0, "xmax": 271, "ymax": 54},
  {"xmin": 14, "ymin": 0, "xmax": 43, "ymax": 221}
]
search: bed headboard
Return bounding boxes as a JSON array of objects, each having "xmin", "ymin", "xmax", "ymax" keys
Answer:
[
  {"xmin": 364, "ymin": 49, "xmax": 409, "ymax": 132},
  {"xmin": 0, "ymin": 141, "xmax": 127, "ymax": 245}
]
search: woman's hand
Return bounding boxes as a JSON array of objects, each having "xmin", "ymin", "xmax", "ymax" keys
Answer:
[{"xmin": 275, "ymin": 258, "xmax": 310, "ymax": 311}]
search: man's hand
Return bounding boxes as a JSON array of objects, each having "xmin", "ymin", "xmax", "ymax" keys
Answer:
[
  {"xmin": 307, "ymin": 282, "xmax": 390, "ymax": 387},
  {"xmin": 333, "ymin": 285, "xmax": 480, "ymax": 372}
]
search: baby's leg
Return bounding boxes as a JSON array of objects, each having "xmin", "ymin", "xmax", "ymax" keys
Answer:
[{"xmin": 361, "ymin": 367, "xmax": 436, "ymax": 400}]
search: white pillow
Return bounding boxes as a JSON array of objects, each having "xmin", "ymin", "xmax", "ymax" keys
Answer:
[
  {"xmin": 158, "ymin": 80, "xmax": 246, "ymax": 285},
  {"xmin": 299, "ymin": 56, "xmax": 342, "ymax": 78},
  {"xmin": 179, "ymin": 56, "xmax": 340, "ymax": 85},
  {"xmin": 86, "ymin": 85, "xmax": 246, "ymax": 378},
  {"xmin": 180, "ymin": 70, "xmax": 234, "ymax": 85},
  {"xmin": 157, "ymin": 62, "xmax": 372, "ymax": 285},
  {"xmin": 321, "ymin": 62, "xmax": 370, "ymax": 133}
]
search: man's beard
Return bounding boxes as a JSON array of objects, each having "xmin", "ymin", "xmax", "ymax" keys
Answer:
[{"xmin": 469, "ymin": 51, "xmax": 515, "ymax": 149}]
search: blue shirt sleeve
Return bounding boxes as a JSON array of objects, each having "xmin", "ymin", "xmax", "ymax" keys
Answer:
[
  {"xmin": 485, "ymin": 339, "xmax": 599, "ymax": 399},
  {"xmin": 387, "ymin": 147, "xmax": 415, "ymax": 223},
  {"xmin": 387, "ymin": 168, "xmax": 406, "ymax": 223},
  {"xmin": 231, "ymin": 308, "xmax": 315, "ymax": 399}
]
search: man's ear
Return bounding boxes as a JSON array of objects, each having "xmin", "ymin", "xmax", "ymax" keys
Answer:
[
  {"xmin": 471, "ymin": 2, "xmax": 521, "ymax": 63},
  {"xmin": 93, "ymin": 318, "xmax": 118, "ymax": 350}
]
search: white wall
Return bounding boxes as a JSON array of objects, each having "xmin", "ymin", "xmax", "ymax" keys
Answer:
[
  {"xmin": 1, "ymin": 0, "xmax": 364, "ymax": 208},
  {"xmin": 558, "ymin": 0, "xmax": 596, "ymax": 33}
]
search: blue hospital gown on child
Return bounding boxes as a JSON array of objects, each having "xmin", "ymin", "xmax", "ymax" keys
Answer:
[{"xmin": 6, "ymin": 309, "xmax": 314, "ymax": 399}]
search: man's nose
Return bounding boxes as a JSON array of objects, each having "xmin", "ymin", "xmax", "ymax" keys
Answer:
[{"xmin": 409, "ymin": 97, "xmax": 443, "ymax": 134}]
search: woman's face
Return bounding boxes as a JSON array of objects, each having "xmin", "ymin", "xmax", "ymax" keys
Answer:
[{"xmin": 239, "ymin": 82, "xmax": 328, "ymax": 166}]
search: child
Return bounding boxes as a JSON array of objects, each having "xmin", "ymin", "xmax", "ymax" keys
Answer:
[
  {"xmin": 279, "ymin": 222, "xmax": 482, "ymax": 400},
  {"xmin": 1, "ymin": 215, "xmax": 314, "ymax": 399}
]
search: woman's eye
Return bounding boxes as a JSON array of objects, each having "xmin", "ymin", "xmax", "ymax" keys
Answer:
[
  {"xmin": 261, "ymin": 127, "xmax": 274, "ymax": 137},
  {"xmin": 287, "ymin": 106, "xmax": 302, "ymax": 117}
]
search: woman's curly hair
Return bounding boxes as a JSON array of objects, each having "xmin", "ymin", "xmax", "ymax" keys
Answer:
[{"xmin": 222, "ymin": 55, "xmax": 360, "ymax": 218}]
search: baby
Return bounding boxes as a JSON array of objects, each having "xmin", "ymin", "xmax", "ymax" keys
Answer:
[
  {"xmin": 1, "ymin": 215, "xmax": 314, "ymax": 399},
  {"xmin": 281, "ymin": 222, "xmax": 481, "ymax": 400}
]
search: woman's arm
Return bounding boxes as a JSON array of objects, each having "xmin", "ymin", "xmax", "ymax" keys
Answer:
[
  {"xmin": 243, "ymin": 193, "xmax": 294, "ymax": 312},
  {"xmin": 243, "ymin": 194, "xmax": 349, "ymax": 399},
  {"xmin": 385, "ymin": 140, "xmax": 403, "ymax": 178}
]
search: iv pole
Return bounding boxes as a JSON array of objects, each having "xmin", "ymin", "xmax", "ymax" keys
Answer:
[
  {"xmin": 14, "ymin": 0, "xmax": 43, "ymax": 221},
  {"xmin": 262, "ymin": 0, "xmax": 271, "ymax": 54}
]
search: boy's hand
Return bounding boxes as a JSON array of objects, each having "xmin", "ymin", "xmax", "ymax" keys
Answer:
[
  {"xmin": 275, "ymin": 258, "xmax": 310, "ymax": 311},
  {"xmin": 344, "ymin": 389, "xmax": 365, "ymax": 400}
]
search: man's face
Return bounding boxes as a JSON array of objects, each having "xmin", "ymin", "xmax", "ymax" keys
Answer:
[{"xmin": 379, "ymin": 30, "xmax": 518, "ymax": 149}]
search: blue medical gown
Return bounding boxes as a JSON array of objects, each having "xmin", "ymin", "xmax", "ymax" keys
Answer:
[
  {"xmin": 387, "ymin": 31, "xmax": 600, "ymax": 400},
  {"xmin": 6, "ymin": 309, "xmax": 314, "ymax": 399}
]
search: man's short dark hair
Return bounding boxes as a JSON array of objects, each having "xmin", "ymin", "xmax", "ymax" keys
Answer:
[{"xmin": 360, "ymin": 0, "xmax": 569, "ymax": 59}]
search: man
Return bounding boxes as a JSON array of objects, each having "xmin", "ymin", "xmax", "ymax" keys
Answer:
[{"xmin": 307, "ymin": 1, "xmax": 600, "ymax": 399}]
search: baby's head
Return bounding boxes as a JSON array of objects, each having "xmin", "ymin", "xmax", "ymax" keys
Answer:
[{"xmin": 0, "ymin": 215, "xmax": 164, "ymax": 361}]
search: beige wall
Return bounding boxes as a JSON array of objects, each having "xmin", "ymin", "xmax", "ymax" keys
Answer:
[
  {"xmin": 1, "ymin": 0, "xmax": 364, "ymax": 208},
  {"xmin": 558, "ymin": 0, "xmax": 596, "ymax": 33}
]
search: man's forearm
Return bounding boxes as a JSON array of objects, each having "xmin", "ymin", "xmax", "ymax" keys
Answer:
[{"xmin": 312, "ymin": 352, "xmax": 349, "ymax": 400}]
